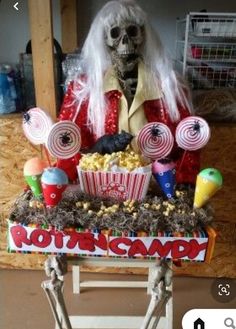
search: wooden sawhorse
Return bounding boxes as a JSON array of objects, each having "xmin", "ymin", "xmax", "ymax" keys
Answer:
[
  {"xmin": 71, "ymin": 258, "xmax": 168, "ymax": 295},
  {"xmin": 42, "ymin": 256, "xmax": 173, "ymax": 329}
]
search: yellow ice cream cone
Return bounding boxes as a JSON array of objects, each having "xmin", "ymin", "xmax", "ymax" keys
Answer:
[{"xmin": 194, "ymin": 168, "xmax": 223, "ymax": 208}]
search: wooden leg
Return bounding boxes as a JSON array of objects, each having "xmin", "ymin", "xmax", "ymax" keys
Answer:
[
  {"xmin": 166, "ymin": 295, "xmax": 173, "ymax": 329},
  {"xmin": 72, "ymin": 265, "xmax": 80, "ymax": 294}
]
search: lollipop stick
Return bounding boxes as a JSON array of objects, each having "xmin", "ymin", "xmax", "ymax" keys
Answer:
[
  {"xmin": 178, "ymin": 150, "xmax": 187, "ymax": 173},
  {"xmin": 43, "ymin": 145, "xmax": 52, "ymax": 167}
]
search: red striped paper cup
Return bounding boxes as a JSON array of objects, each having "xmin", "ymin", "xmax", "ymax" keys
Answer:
[{"xmin": 77, "ymin": 167, "xmax": 152, "ymax": 201}]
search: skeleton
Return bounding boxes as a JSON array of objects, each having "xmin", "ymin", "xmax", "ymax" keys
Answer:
[
  {"xmin": 141, "ymin": 260, "xmax": 172, "ymax": 329},
  {"xmin": 42, "ymin": 255, "xmax": 72, "ymax": 329},
  {"xmin": 42, "ymin": 6, "xmax": 173, "ymax": 329},
  {"xmin": 105, "ymin": 21, "xmax": 144, "ymax": 108}
]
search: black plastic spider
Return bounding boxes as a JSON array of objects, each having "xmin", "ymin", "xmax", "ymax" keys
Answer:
[
  {"xmin": 59, "ymin": 131, "xmax": 73, "ymax": 146},
  {"xmin": 150, "ymin": 124, "xmax": 163, "ymax": 140},
  {"xmin": 23, "ymin": 111, "xmax": 31, "ymax": 125},
  {"xmin": 190, "ymin": 120, "xmax": 203, "ymax": 136}
]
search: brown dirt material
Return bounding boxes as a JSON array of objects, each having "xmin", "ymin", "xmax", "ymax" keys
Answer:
[{"xmin": 9, "ymin": 187, "xmax": 213, "ymax": 234}]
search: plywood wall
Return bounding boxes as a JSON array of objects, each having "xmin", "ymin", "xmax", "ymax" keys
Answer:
[
  {"xmin": 0, "ymin": 114, "xmax": 46, "ymax": 269},
  {"xmin": 0, "ymin": 115, "xmax": 235, "ymax": 277}
]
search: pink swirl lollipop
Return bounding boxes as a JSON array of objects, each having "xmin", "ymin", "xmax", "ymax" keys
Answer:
[
  {"xmin": 137, "ymin": 122, "xmax": 174, "ymax": 160},
  {"xmin": 46, "ymin": 120, "xmax": 81, "ymax": 159},
  {"xmin": 22, "ymin": 107, "xmax": 53, "ymax": 145},
  {"xmin": 176, "ymin": 116, "xmax": 210, "ymax": 151}
]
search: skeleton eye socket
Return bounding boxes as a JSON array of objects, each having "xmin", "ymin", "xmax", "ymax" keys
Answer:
[
  {"xmin": 110, "ymin": 26, "xmax": 121, "ymax": 39},
  {"xmin": 126, "ymin": 25, "xmax": 139, "ymax": 37}
]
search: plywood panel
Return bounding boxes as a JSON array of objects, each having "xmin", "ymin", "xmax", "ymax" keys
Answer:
[{"xmin": 0, "ymin": 114, "xmax": 41, "ymax": 216}]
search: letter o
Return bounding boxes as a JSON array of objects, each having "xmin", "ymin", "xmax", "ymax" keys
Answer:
[{"xmin": 31, "ymin": 229, "xmax": 52, "ymax": 248}]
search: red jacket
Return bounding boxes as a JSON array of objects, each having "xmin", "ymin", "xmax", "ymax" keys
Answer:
[{"xmin": 58, "ymin": 81, "xmax": 200, "ymax": 184}]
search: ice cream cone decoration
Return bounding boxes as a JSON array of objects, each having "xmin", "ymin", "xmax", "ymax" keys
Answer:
[
  {"xmin": 23, "ymin": 158, "xmax": 47, "ymax": 197},
  {"xmin": 194, "ymin": 168, "xmax": 223, "ymax": 208},
  {"xmin": 41, "ymin": 168, "xmax": 68, "ymax": 207},
  {"xmin": 152, "ymin": 160, "xmax": 176, "ymax": 199}
]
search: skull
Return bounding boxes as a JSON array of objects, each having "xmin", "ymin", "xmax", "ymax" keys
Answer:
[{"xmin": 105, "ymin": 21, "xmax": 144, "ymax": 71}]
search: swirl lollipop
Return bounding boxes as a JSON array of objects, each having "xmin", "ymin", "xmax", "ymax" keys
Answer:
[
  {"xmin": 46, "ymin": 120, "xmax": 81, "ymax": 159},
  {"xmin": 176, "ymin": 116, "xmax": 210, "ymax": 151},
  {"xmin": 22, "ymin": 107, "xmax": 53, "ymax": 145},
  {"xmin": 137, "ymin": 122, "xmax": 174, "ymax": 160}
]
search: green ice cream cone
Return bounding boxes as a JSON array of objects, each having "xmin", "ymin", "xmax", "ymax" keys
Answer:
[{"xmin": 25, "ymin": 174, "xmax": 42, "ymax": 197}]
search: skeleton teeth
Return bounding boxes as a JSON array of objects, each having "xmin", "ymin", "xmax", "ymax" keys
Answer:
[{"xmin": 118, "ymin": 51, "xmax": 134, "ymax": 55}]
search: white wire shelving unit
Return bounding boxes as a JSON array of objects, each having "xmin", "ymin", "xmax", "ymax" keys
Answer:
[{"xmin": 175, "ymin": 12, "xmax": 236, "ymax": 89}]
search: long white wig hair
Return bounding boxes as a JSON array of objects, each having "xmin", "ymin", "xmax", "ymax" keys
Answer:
[{"xmin": 72, "ymin": 0, "xmax": 192, "ymax": 137}]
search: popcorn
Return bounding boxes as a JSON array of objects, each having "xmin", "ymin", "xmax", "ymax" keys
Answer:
[
  {"xmin": 176, "ymin": 190, "xmax": 185, "ymax": 197},
  {"xmin": 83, "ymin": 202, "xmax": 90, "ymax": 210},
  {"xmin": 123, "ymin": 199, "xmax": 135, "ymax": 207},
  {"xmin": 79, "ymin": 147, "xmax": 148, "ymax": 172},
  {"xmin": 78, "ymin": 148, "xmax": 152, "ymax": 201},
  {"xmin": 29, "ymin": 200, "xmax": 44, "ymax": 209},
  {"xmin": 144, "ymin": 203, "xmax": 150, "ymax": 209},
  {"xmin": 97, "ymin": 210, "xmax": 103, "ymax": 217},
  {"xmin": 132, "ymin": 212, "xmax": 138, "ymax": 219},
  {"xmin": 76, "ymin": 201, "xmax": 83, "ymax": 208},
  {"xmin": 151, "ymin": 204, "xmax": 161, "ymax": 211}
]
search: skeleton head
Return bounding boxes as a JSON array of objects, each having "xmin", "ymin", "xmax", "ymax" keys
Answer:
[{"xmin": 105, "ymin": 21, "xmax": 144, "ymax": 72}]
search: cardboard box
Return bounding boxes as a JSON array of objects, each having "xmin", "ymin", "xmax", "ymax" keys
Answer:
[{"xmin": 7, "ymin": 221, "xmax": 217, "ymax": 262}]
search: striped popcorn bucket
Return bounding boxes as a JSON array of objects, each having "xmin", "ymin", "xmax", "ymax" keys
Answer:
[{"xmin": 77, "ymin": 167, "xmax": 152, "ymax": 201}]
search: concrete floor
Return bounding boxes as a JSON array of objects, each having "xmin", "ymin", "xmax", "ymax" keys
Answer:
[{"xmin": 0, "ymin": 270, "xmax": 235, "ymax": 329}]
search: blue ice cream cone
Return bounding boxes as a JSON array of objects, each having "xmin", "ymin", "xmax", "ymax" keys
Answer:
[{"xmin": 152, "ymin": 160, "xmax": 176, "ymax": 199}]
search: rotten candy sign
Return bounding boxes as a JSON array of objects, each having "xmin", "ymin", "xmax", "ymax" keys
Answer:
[{"xmin": 8, "ymin": 222, "xmax": 215, "ymax": 261}]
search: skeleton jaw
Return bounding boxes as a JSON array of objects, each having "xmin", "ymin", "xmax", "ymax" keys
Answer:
[{"xmin": 118, "ymin": 50, "xmax": 135, "ymax": 55}]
